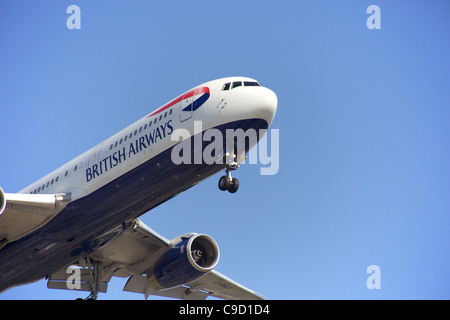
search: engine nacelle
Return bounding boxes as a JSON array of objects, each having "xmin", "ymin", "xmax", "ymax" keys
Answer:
[
  {"xmin": 0, "ymin": 188, "xmax": 6, "ymax": 216},
  {"xmin": 148, "ymin": 233, "xmax": 219, "ymax": 290}
]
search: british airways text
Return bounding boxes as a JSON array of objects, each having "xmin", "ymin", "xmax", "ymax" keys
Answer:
[{"xmin": 85, "ymin": 120, "xmax": 173, "ymax": 182}]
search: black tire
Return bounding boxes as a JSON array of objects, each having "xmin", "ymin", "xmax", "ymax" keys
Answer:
[
  {"xmin": 218, "ymin": 175, "xmax": 230, "ymax": 191},
  {"xmin": 228, "ymin": 178, "xmax": 239, "ymax": 193}
]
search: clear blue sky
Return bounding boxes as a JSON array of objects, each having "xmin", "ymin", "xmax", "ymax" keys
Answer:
[{"xmin": 1, "ymin": 0, "xmax": 450, "ymax": 300}]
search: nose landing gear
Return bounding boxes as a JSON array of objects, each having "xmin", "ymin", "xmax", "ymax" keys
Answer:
[{"xmin": 218, "ymin": 163, "xmax": 240, "ymax": 193}]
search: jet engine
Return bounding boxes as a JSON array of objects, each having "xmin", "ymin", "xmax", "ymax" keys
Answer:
[
  {"xmin": 0, "ymin": 188, "xmax": 6, "ymax": 215},
  {"xmin": 147, "ymin": 233, "xmax": 219, "ymax": 290}
]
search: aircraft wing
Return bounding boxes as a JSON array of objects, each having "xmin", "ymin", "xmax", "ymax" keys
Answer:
[
  {"xmin": 47, "ymin": 218, "xmax": 265, "ymax": 300},
  {"xmin": 123, "ymin": 269, "xmax": 266, "ymax": 300},
  {"xmin": 0, "ymin": 187, "xmax": 71, "ymax": 248}
]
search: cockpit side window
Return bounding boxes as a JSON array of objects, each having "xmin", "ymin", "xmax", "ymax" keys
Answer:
[
  {"xmin": 231, "ymin": 81, "xmax": 242, "ymax": 89},
  {"xmin": 222, "ymin": 83, "xmax": 231, "ymax": 91},
  {"xmin": 244, "ymin": 81, "xmax": 260, "ymax": 87}
]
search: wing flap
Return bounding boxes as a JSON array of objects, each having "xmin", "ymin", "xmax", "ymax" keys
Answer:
[
  {"xmin": 122, "ymin": 271, "xmax": 266, "ymax": 300},
  {"xmin": 47, "ymin": 279, "xmax": 108, "ymax": 293},
  {"xmin": 123, "ymin": 275, "xmax": 210, "ymax": 300}
]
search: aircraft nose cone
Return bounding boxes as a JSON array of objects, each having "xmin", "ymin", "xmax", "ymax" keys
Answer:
[{"xmin": 251, "ymin": 87, "xmax": 278, "ymax": 125}]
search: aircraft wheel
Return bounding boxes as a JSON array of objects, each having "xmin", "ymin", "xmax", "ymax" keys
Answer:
[
  {"xmin": 218, "ymin": 175, "xmax": 231, "ymax": 191},
  {"xmin": 228, "ymin": 178, "xmax": 239, "ymax": 193}
]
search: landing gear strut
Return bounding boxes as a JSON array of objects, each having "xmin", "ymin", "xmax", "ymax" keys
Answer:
[
  {"xmin": 85, "ymin": 258, "xmax": 100, "ymax": 300},
  {"xmin": 218, "ymin": 163, "xmax": 239, "ymax": 193}
]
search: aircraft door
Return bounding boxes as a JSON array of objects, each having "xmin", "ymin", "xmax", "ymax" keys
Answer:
[
  {"xmin": 88, "ymin": 143, "xmax": 103, "ymax": 168},
  {"xmin": 179, "ymin": 92, "xmax": 194, "ymax": 122}
]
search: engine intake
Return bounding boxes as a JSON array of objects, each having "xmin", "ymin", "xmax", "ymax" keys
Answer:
[
  {"xmin": 0, "ymin": 188, "xmax": 6, "ymax": 216},
  {"xmin": 148, "ymin": 233, "xmax": 219, "ymax": 290}
]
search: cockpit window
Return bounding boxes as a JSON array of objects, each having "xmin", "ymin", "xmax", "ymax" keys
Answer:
[
  {"xmin": 244, "ymin": 81, "xmax": 260, "ymax": 87},
  {"xmin": 223, "ymin": 81, "xmax": 260, "ymax": 90},
  {"xmin": 231, "ymin": 81, "xmax": 242, "ymax": 89}
]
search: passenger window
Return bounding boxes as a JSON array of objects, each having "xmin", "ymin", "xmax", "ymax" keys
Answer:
[
  {"xmin": 222, "ymin": 83, "xmax": 231, "ymax": 91},
  {"xmin": 231, "ymin": 81, "xmax": 242, "ymax": 89}
]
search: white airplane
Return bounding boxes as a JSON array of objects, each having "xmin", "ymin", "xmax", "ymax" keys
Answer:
[{"xmin": 0, "ymin": 77, "xmax": 277, "ymax": 300}]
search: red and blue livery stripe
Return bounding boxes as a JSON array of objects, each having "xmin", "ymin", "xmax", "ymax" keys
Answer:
[{"xmin": 148, "ymin": 87, "xmax": 210, "ymax": 117}]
